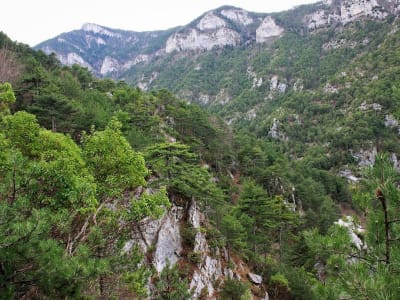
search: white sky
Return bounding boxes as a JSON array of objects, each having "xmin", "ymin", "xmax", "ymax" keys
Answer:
[{"xmin": 1, "ymin": 0, "xmax": 319, "ymax": 46}]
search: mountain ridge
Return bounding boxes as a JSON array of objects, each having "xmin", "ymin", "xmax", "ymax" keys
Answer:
[{"xmin": 35, "ymin": 0, "xmax": 399, "ymax": 84}]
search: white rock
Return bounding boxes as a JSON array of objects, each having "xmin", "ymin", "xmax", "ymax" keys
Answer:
[
  {"xmin": 57, "ymin": 52, "xmax": 93, "ymax": 71},
  {"xmin": 256, "ymin": 17, "xmax": 284, "ymax": 43},
  {"xmin": 352, "ymin": 146, "xmax": 377, "ymax": 167},
  {"xmin": 245, "ymin": 108, "xmax": 257, "ymax": 120},
  {"xmin": 221, "ymin": 9, "xmax": 254, "ymax": 25},
  {"xmin": 270, "ymin": 75, "xmax": 279, "ymax": 90},
  {"xmin": 247, "ymin": 67, "xmax": 263, "ymax": 88},
  {"xmin": 306, "ymin": 9, "xmax": 330, "ymax": 30},
  {"xmin": 293, "ymin": 80, "xmax": 304, "ymax": 92},
  {"xmin": 188, "ymin": 200, "xmax": 201, "ymax": 229},
  {"xmin": 269, "ymin": 118, "xmax": 287, "ymax": 141},
  {"xmin": 190, "ymin": 270, "xmax": 215, "ymax": 298},
  {"xmin": 340, "ymin": 0, "xmax": 383, "ymax": 24},
  {"xmin": 122, "ymin": 55, "xmax": 150, "ymax": 70},
  {"xmin": 81, "ymin": 23, "xmax": 121, "ymax": 38},
  {"xmin": 247, "ymin": 272, "xmax": 262, "ymax": 285},
  {"xmin": 100, "ymin": 56, "xmax": 120, "ymax": 75},
  {"xmin": 216, "ymin": 89, "xmax": 231, "ymax": 105},
  {"xmin": 278, "ymin": 83, "xmax": 287, "ymax": 93},
  {"xmin": 166, "ymin": 28, "xmax": 240, "ymax": 53},
  {"xmin": 335, "ymin": 216, "xmax": 364, "ymax": 250},
  {"xmin": 197, "ymin": 12, "xmax": 226, "ymax": 31},
  {"xmin": 199, "ymin": 94, "xmax": 211, "ymax": 105},
  {"xmin": 262, "ymin": 292, "xmax": 270, "ymax": 300},
  {"xmin": 384, "ymin": 115, "xmax": 399, "ymax": 128},
  {"xmin": 339, "ymin": 169, "xmax": 360, "ymax": 183},
  {"xmin": 153, "ymin": 209, "xmax": 183, "ymax": 272},
  {"xmin": 96, "ymin": 37, "xmax": 106, "ymax": 45}
]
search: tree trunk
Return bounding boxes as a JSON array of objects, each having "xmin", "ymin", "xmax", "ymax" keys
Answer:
[{"xmin": 376, "ymin": 188, "xmax": 390, "ymax": 265}]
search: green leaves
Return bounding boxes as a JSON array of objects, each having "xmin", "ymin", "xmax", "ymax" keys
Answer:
[
  {"xmin": 145, "ymin": 142, "xmax": 224, "ymax": 205},
  {"xmin": 0, "ymin": 82, "xmax": 15, "ymax": 115},
  {"xmin": 83, "ymin": 117, "xmax": 148, "ymax": 199},
  {"xmin": 129, "ymin": 187, "xmax": 170, "ymax": 222},
  {"xmin": 0, "ymin": 112, "xmax": 162, "ymax": 298}
]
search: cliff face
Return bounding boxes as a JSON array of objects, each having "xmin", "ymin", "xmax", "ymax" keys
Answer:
[
  {"xmin": 124, "ymin": 199, "xmax": 267, "ymax": 299},
  {"xmin": 304, "ymin": 0, "xmax": 399, "ymax": 30},
  {"xmin": 36, "ymin": 1, "xmax": 399, "ymax": 79}
]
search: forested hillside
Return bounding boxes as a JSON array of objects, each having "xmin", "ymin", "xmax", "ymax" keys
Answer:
[{"xmin": 2, "ymin": 1, "xmax": 400, "ymax": 299}]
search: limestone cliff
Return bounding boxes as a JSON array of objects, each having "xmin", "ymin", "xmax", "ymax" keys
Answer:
[{"xmin": 124, "ymin": 198, "xmax": 267, "ymax": 299}]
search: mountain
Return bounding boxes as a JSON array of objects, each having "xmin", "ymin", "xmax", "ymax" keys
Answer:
[
  {"xmin": 4, "ymin": 1, "xmax": 400, "ymax": 299},
  {"xmin": 34, "ymin": 0, "xmax": 400, "ymax": 213},
  {"xmin": 36, "ymin": 0, "xmax": 399, "ymax": 99}
]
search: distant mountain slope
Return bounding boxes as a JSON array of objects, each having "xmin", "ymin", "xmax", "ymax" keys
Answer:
[{"xmin": 36, "ymin": 0, "xmax": 399, "ymax": 89}]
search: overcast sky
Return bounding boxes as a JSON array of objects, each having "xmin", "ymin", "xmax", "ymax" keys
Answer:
[{"xmin": 1, "ymin": 0, "xmax": 320, "ymax": 46}]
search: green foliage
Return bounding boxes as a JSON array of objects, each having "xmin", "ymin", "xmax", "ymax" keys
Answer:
[
  {"xmin": 2, "ymin": 17, "xmax": 400, "ymax": 299},
  {"xmin": 187, "ymin": 251, "xmax": 202, "ymax": 264},
  {"xmin": 153, "ymin": 263, "xmax": 191, "ymax": 300},
  {"xmin": 129, "ymin": 187, "xmax": 170, "ymax": 222},
  {"xmin": 0, "ymin": 109, "xmax": 165, "ymax": 298},
  {"xmin": 145, "ymin": 142, "xmax": 225, "ymax": 206},
  {"xmin": 303, "ymin": 154, "xmax": 400, "ymax": 299},
  {"xmin": 83, "ymin": 117, "xmax": 148, "ymax": 198},
  {"xmin": 0, "ymin": 112, "xmax": 104, "ymax": 298},
  {"xmin": 220, "ymin": 278, "xmax": 249, "ymax": 300},
  {"xmin": 181, "ymin": 224, "xmax": 197, "ymax": 248},
  {"xmin": 220, "ymin": 213, "xmax": 247, "ymax": 259},
  {"xmin": 121, "ymin": 246, "xmax": 151, "ymax": 298},
  {"xmin": 0, "ymin": 82, "xmax": 16, "ymax": 115}
]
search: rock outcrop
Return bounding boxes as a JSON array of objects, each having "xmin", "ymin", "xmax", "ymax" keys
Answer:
[
  {"xmin": 247, "ymin": 272, "xmax": 263, "ymax": 285},
  {"xmin": 123, "ymin": 197, "xmax": 266, "ymax": 299},
  {"xmin": 256, "ymin": 17, "xmax": 284, "ymax": 43},
  {"xmin": 165, "ymin": 27, "xmax": 240, "ymax": 53},
  {"xmin": 304, "ymin": 0, "xmax": 398, "ymax": 30}
]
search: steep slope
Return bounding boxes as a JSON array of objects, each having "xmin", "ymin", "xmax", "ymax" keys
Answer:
[
  {"xmin": 36, "ymin": 23, "xmax": 177, "ymax": 76},
  {"xmin": 13, "ymin": 1, "xmax": 400, "ymax": 299},
  {"xmin": 36, "ymin": 1, "xmax": 399, "ymax": 83}
]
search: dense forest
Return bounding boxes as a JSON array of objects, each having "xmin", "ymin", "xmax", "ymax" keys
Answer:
[{"xmin": 2, "ymin": 8, "xmax": 400, "ymax": 299}]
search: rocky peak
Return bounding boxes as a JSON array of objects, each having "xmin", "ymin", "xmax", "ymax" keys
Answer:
[
  {"xmin": 220, "ymin": 8, "xmax": 254, "ymax": 25},
  {"xmin": 256, "ymin": 17, "xmax": 284, "ymax": 43},
  {"xmin": 197, "ymin": 12, "xmax": 227, "ymax": 31},
  {"xmin": 35, "ymin": 1, "xmax": 400, "ymax": 79},
  {"xmin": 81, "ymin": 23, "xmax": 121, "ymax": 38}
]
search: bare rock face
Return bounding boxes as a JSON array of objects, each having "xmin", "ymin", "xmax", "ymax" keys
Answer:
[
  {"xmin": 247, "ymin": 272, "xmax": 263, "ymax": 285},
  {"xmin": 100, "ymin": 56, "xmax": 120, "ymax": 75},
  {"xmin": 335, "ymin": 216, "xmax": 365, "ymax": 250},
  {"xmin": 305, "ymin": 0, "xmax": 397, "ymax": 30},
  {"xmin": 256, "ymin": 17, "xmax": 284, "ymax": 43},
  {"xmin": 165, "ymin": 28, "xmax": 240, "ymax": 53},
  {"xmin": 340, "ymin": 0, "xmax": 385, "ymax": 24},
  {"xmin": 82, "ymin": 23, "xmax": 121, "ymax": 38},
  {"xmin": 53, "ymin": 52, "xmax": 93, "ymax": 71},
  {"xmin": 153, "ymin": 206, "xmax": 183, "ymax": 272},
  {"xmin": 188, "ymin": 200, "xmax": 223, "ymax": 299},
  {"xmin": 197, "ymin": 12, "xmax": 227, "ymax": 31},
  {"xmin": 123, "ymin": 204, "xmax": 183, "ymax": 273},
  {"xmin": 124, "ymin": 198, "xmax": 266, "ymax": 299},
  {"xmin": 221, "ymin": 9, "xmax": 254, "ymax": 25},
  {"xmin": 352, "ymin": 146, "xmax": 377, "ymax": 167},
  {"xmin": 305, "ymin": 9, "xmax": 341, "ymax": 30}
]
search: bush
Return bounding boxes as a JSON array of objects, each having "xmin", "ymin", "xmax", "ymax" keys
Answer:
[
  {"xmin": 220, "ymin": 279, "xmax": 249, "ymax": 300},
  {"xmin": 188, "ymin": 251, "xmax": 202, "ymax": 264},
  {"xmin": 181, "ymin": 224, "xmax": 197, "ymax": 248}
]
